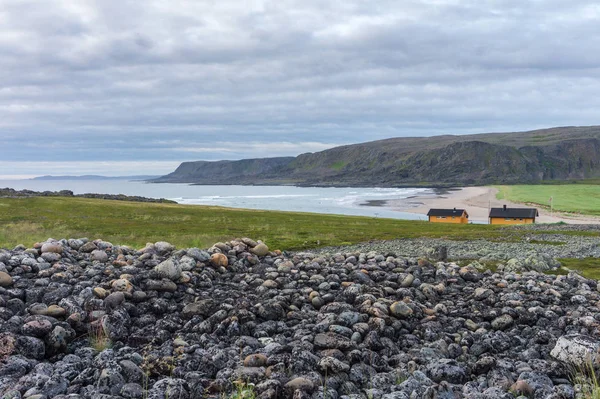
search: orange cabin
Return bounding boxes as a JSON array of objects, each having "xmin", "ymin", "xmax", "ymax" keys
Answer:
[
  {"xmin": 427, "ymin": 208, "xmax": 469, "ymax": 224},
  {"xmin": 489, "ymin": 205, "xmax": 539, "ymax": 225}
]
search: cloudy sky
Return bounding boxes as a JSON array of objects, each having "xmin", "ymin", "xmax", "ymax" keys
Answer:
[{"xmin": 2, "ymin": 0, "xmax": 600, "ymax": 177}]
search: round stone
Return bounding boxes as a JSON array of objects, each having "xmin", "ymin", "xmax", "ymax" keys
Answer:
[
  {"xmin": 210, "ymin": 253, "xmax": 228, "ymax": 267},
  {"xmin": 104, "ymin": 292, "xmax": 126, "ymax": 312},
  {"xmin": 0, "ymin": 271, "xmax": 13, "ymax": 287},
  {"xmin": 311, "ymin": 296, "xmax": 324, "ymax": 309},
  {"xmin": 29, "ymin": 304, "xmax": 48, "ymax": 315},
  {"xmin": 243, "ymin": 354, "xmax": 268, "ymax": 367},
  {"xmin": 22, "ymin": 319, "xmax": 53, "ymax": 337},
  {"xmin": 155, "ymin": 241, "xmax": 175, "ymax": 254},
  {"xmin": 41, "ymin": 242, "xmax": 63, "ymax": 254},
  {"xmin": 91, "ymin": 250, "xmax": 109, "ymax": 263},
  {"xmin": 285, "ymin": 377, "xmax": 314, "ymax": 393},
  {"xmin": 400, "ymin": 274, "xmax": 415, "ymax": 287},
  {"xmin": 251, "ymin": 242, "xmax": 269, "ymax": 257},
  {"xmin": 111, "ymin": 279, "xmax": 132, "ymax": 292},
  {"xmin": 262, "ymin": 279, "xmax": 278, "ymax": 288},
  {"xmin": 390, "ymin": 301, "xmax": 413, "ymax": 318},
  {"xmin": 155, "ymin": 259, "xmax": 182, "ymax": 281},
  {"xmin": 93, "ymin": 287, "xmax": 109, "ymax": 299},
  {"xmin": 491, "ymin": 314, "xmax": 514, "ymax": 331},
  {"xmin": 46, "ymin": 305, "xmax": 67, "ymax": 318}
]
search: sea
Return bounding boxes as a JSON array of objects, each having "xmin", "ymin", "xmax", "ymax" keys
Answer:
[{"xmin": 0, "ymin": 179, "xmax": 434, "ymax": 220}]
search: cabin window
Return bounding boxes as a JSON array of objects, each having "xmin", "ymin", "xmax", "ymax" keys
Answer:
[
  {"xmin": 505, "ymin": 218, "xmax": 512, "ymax": 221},
  {"xmin": 451, "ymin": 217, "xmax": 455, "ymax": 219},
  {"xmin": 437, "ymin": 216, "xmax": 446, "ymax": 219}
]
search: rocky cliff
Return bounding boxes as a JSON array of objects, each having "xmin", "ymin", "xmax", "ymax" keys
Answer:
[
  {"xmin": 153, "ymin": 126, "xmax": 600, "ymax": 186},
  {"xmin": 153, "ymin": 157, "xmax": 295, "ymax": 184}
]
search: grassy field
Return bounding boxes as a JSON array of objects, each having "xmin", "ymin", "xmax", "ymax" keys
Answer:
[
  {"xmin": 2, "ymin": 196, "xmax": 600, "ymax": 280},
  {"xmin": 495, "ymin": 184, "xmax": 600, "ymax": 216},
  {"xmin": 0, "ymin": 197, "xmax": 509, "ymax": 251},
  {"xmin": 556, "ymin": 258, "xmax": 600, "ymax": 280}
]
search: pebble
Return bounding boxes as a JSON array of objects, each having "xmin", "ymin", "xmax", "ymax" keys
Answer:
[
  {"xmin": 0, "ymin": 271, "xmax": 13, "ymax": 286},
  {"xmin": 40, "ymin": 242, "xmax": 62, "ymax": 254},
  {"xmin": 91, "ymin": 249, "xmax": 109, "ymax": 262},
  {"xmin": 155, "ymin": 259, "xmax": 182, "ymax": 281},
  {"xmin": 390, "ymin": 301, "xmax": 413, "ymax": 318},
  {"xmin": 46, "ymin": 305, "xmax": 66, "ymax": 318},
  {"xmin": 251, "ymin": 242, "xmax": 269, "ymax": 256},
  {"xmin": 210, "ymin": 253, "xmax": 228, "ymax": 267},
  {"xmin": 243, "ymin": 354, "xmax": 268, "ymax": 367}
]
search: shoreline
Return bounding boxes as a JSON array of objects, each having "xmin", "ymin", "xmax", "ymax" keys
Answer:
[{"xmin": 388, "ymin": 186, "xmax": 600, "ymax": 224}]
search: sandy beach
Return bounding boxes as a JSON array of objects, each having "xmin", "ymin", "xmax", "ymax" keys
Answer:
[{"xmin": 390, "ymin": 186, "xmax": 600, "ymax": 224}]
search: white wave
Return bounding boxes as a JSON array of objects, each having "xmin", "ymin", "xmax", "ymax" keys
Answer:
[{"xmin": 179, "ymin": 194, "xmax": 317, "ymax": 201}]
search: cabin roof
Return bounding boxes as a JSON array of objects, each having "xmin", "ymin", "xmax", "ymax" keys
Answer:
[
  {"xmin": 489, "ymin": 207, "xmax": 539, "ymax": 218},
  {"xmin": 427, "ymin": 208, "xmax": 467, "ymax": 217}
]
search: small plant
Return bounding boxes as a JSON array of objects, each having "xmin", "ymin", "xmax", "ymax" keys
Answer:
[
  {"xmin": 570, "ymin": 359, "xmax": 600, "ymax": 399},
  {"xmin": 142, "ymin": 371, "xmax": 150, "ymax": 399},
  {"xmin": 323, "ymin": 368, "xmax": 328, "ymax": 399},
  {"xmin": 141, "ymin": 354, "xmax": 177, "ymax": 378},
  {"xmin": 394, "ymin": 371, "xmax": 407, "ymax": 385},
  {"xmin": 228, "ymin": 380, "xmax": 256, "ymax": 399},
  {"xmin": 88, "ymin": 320, "xmax": 112, "ymax": 352}
]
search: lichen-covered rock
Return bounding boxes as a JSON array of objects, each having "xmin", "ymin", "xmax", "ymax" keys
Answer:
[
  {"xmin": 91, "ymin": 249, "xmax": 109, "ymax": 262},
  {"xmin": 491, "ymin": 315, "xmax": 514, "ymax": 331},
  {"xmin": 390, "ymin": 301, "xmax": 413, "ymax": 318},
  {"xmin": 550, "ymin": 334, "xmax": 600, "ymax": 368},
  {"xmin": 155, "ymin": 259, "xmax": 182, "ymax": 281},
  {"xmin": 186, "ymin": 248, "xmax": 210, "ymax": 262},
  {"xmin": 154, "ymin": 241, "xmax": 175, "ymax": 255},
  {"xmin": 426, "ymin": 359, "xmax": 467, "ymax": 383}
]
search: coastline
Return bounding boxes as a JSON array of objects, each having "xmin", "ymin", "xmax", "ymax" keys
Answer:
[{"xmin": 388, "ymin": 186, "xmax": 600, "ymax": 224}]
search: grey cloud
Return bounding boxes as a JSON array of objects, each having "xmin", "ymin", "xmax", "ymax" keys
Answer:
[{"xmin": 1, "ymin": 0, "xmax": 600, "ymax": 175}]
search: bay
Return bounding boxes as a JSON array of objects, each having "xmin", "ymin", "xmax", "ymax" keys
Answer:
[{"xmin": 0, "ymin": 179, "xmax": 432, "ymax": 220}]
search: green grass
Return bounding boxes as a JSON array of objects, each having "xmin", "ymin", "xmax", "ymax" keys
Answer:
[
  {"xmin": 227, "ymin": 380, "xmax": 257, "ymax": 399},
  {"xmin": 495, "ymin": 184, "xmax": 600, "ymax": 216},
  {"xmin": 569, "ymin": 358, "xmax": 600, "ymax": 399},
  {"xmin": 2, "ymin": 197, "xmax": 599, "ymax": 283},
  {"xmin": 330, "ymin": 161, "xmax": 347, "ymax": 170},
  {"xmin": 0, "ymin": 197, "xmax": 513, "ymax": 251},
  {"xmin": 88, "ymin": 324, "xmax": 112, "ymax": 352},
  {"xmin": 557, "ymin": 258, "xmax": 600, "ymax": 280}
]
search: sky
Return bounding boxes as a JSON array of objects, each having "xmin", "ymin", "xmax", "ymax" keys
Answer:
[{"xmin": 2, "ymin": 0, "xmax": 600, "ymax": 177}]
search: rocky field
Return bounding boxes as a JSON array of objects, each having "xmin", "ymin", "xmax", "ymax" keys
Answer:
[
  {"xmin": 1, "ymin": 235, "xmax": 600, "ymax": 399},
  {"xmin": 311, "ymin": 226, "xmax": 600, "ymax": 274}
]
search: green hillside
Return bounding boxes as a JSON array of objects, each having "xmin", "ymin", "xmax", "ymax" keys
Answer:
[{"xmin": 153, "ymin": 126, "xmax": 600, "ymax": 187}]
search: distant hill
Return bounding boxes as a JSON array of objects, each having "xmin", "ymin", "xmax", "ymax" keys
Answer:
[
  {"xmin": 33, "ymin": 175, "xmax": 160, "ymax": 181},
  {"xmin": 152, "ymin": 126, "xmax": 600, "ymax": 187}
]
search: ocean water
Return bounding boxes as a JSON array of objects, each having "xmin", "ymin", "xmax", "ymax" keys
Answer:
[{"xmin": 0, "ymin": 179, "xmax": 432, "ymax": 220}]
